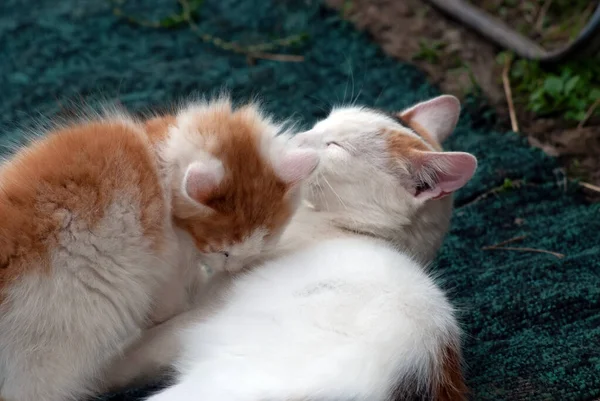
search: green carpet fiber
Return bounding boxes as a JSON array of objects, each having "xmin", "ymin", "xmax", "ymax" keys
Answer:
[{"xmin": 1, "ymin": 0, "xmax": 599, "ymax": 400}]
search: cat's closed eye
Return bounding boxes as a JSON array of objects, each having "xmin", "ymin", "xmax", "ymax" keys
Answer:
[
  {"xmin": 221, "ymin": 251, "xmax": 230, "ymax": 258},
  {"xmin": 326, "ymin": 141, "xmax": 342, "ymax": 148}
]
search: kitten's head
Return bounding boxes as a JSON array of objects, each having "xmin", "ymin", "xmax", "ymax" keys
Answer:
[
  {"xmin": 159, "ymin": 98, "xmax": 319, "ymax": 272},
  {"xmin": 293, "ymin": 95, "xmax": 477, "ymax": 262}
]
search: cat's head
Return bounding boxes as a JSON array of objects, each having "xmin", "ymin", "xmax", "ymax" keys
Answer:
[
  {"xmin": 158, "ymin": 99, "xmax": 319, "ymax": 273},
  {"xmin": 293, "ymin": 95, "xmax": 477, "ymax": 263}
]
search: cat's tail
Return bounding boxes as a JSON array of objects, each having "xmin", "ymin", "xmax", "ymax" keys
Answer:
[
  {"xmin": 432, "ymin": 341, "xmax": 468, "ymax": 401},
  {"xmin": 385, "ymin": 267, "xmax": 468, "ymax": 401}
]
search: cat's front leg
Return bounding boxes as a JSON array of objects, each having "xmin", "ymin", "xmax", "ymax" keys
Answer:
[
  {"xmin": 103, "ymin": 267, "xmax": 234, "ymax": 391},
  {"xmin": 101, "ymin": 308, "xmax": 202, "ymax": 391},
  {"xmin": 148, "ymin": 265, "xmax": 191, "ymax": 326}
]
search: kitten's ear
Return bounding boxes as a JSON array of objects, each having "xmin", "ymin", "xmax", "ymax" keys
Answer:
[
  {"xmin": 400, "ymin": 95, "xmax": 460, "ymax": 143},
  {"xmin": 182, "ymin": 159, "xmax": 224, "ymax": 205},
  {"xmin": 274, "ymin": 148, "xmax": 320, "ymax": 185},
  {"xmin": 410, "ymin": 151, "xmax": 477, "ymax": 201}
]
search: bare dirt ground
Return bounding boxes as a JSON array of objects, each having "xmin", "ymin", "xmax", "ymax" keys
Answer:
[{"xmin": 326, "ymin": 0, "xmax": 600, "ymax": 201}]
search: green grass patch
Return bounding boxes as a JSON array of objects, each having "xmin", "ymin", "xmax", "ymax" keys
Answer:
[
  {"xmin": 413, "ymin": 40, "xmax": 446, "ymax": 64},
  {"xmin": 498, "ymin": 53, "xmax": 600, "ymax": 122}
]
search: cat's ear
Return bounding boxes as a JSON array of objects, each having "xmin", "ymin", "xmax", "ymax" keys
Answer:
[
  {"xmin": 182, "ymin": 159, "xmax": 224, "ymax": 205},
  {"xmin": 410, "ymin": 151, "xmax": 477, "ymax": 201},
  {"xmin": 274, "ymin": 148, "xmax": 320, "ymax": 185},
  {"xmin": 400, "ymin": 95, "xmax": 460, "ymax": 143}
]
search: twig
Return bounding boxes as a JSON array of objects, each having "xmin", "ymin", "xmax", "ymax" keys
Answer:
[
  {"xmin": 112, "ymin": 7, "xmax": 161, "ymax": 27},
  {"xmin": 577, "ymin": 99, "xmax": 600, "ymax": 129},
  {"xmin": 579, "ymin": 181, "xmax": 600, "ymax": 193},
  {"xmin": 484, "ymin": 246, "xmax": 564, "ymax": 259},
  {"xmin": 482, "ymin": 235, "xmax": 528, "ymax": 249},
  {"xmin": 502, "ymin": 55, "xmax": 519, "ymax": 133},
  {"xmin": 111, "ymin": 0, "xmax": 306, "ymax": 62},
  {"xmin": 246, "ymin": 52, "xmax": 304, "ymax": 62},
  {"xmin": 178, "ymin": 0, "xmax": 304, "ymax": 61},
  {"xmin": 483, "ymin": 235, "xmax": 565, "ymax": 259},
  {"xmin": 459, "ymin": 179, "xmax": 527, "ymax": 208},
  {"xmin": 535, "ymin": 0, "xmax": 553, "ymax": 32}
]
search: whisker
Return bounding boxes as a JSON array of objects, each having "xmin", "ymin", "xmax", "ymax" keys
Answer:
[
  {"xmin": 348, "ymin": 58, "xmax": 355, "ymax": 106},
  {"xmin": 374, "ymin": 83, "xmax": 389, "ymax": 108},
  {"xmin": 353, "ymin": 63, "xmax": 367, "ymax": 106},
  {"xmin": 322, "ymin": 174, "xmax": 348, "ymax": 211},
  {"xmin": 342, "ymin": 61, "xmax": 350, "ymax": 105},
  {"xmin": 306, "ymin": 95, "xmax": 330, "ymax": 115},
  {"xmin": 315, "ymin": 172, "xmax": 330, "ymax": 211}
]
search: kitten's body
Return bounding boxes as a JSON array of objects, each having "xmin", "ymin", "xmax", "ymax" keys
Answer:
[
  {"xmin": 0, "ymin": 119, "xmax": 177, "ymax": 401},
  {"xmin": 0, "ymin": 100, "xmax": 318, "ymax": 401},
  {"xmin": 137, "ymin": 96, "xmax": 477, "ymax": 401}
]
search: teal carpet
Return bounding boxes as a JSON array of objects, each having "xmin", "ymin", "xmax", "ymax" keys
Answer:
[{"xmin": 1, "ymin": 0, "xmax": 599, "ymax": 400}]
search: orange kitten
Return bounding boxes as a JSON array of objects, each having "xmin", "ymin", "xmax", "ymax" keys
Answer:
[
  {"xmin": 146, "ymin": 100, "xmax": 318, "ymax": 273},
  {"xmin": 0, "ymin": 99, "xmax": 318, "ymax": 401}
]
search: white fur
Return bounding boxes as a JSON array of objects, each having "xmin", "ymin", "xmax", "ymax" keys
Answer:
[
  {"xmin": 292, "ymin": 105, "xmax": 455, "ymax": 264},
  {"xmin": 121, "ymin": 98, "xmax": 473, "ymax": 400},
  {"xmin": 147, "ymin": 238, "xmax": 459, "ymax": 401},
  {"xmin": 0, "ymin": 194, "xmax": 181, "ymax": 401}
]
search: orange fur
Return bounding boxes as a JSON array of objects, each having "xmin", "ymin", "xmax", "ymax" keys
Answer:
[
  {"xmin": 0, "ymin": 120, "xmax": 167, "ymax": 300},
  {"xmin": 397, "ymin": 111, "xmax": 443, "ymax": 151},
  {"xmin": 384, "ymin": 127, "xmax": 431, "ymax": 157},
  {"xmin": 0, "ymin": 101, "xmax": 307, "ymax": 400},
  {"xmin": 144, "ymin": 115, "xmax": 176, "ymax": 144},
  {"xmin": 435, "ymin": 345, "xmax": 468, "ymax": 401},
  {"xmin": 156, "ymin": 105, "xmax": 295, "ymax": 252}
]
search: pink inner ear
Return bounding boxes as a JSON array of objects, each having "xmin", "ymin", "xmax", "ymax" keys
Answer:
[
  {"xmin": 275, "ymin": 148, "xmax": 320, "ymax": 185},
  {"xmin": 401, "ymin": 95, "xmax": 460, "ymax": 143},
  {"xmin": 415, "ymin": 152, "xmax": 477, "ymax": 201},
  {"xmin": 183, "ymin": 160, "xmax": 224, "ymax": 204}
]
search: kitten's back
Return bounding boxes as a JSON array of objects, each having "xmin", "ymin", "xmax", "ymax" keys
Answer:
[
  {"xmin": 0, "ymin": 119, "xmax": 168, "ymax": 297},
  {"xmin": 0, "ymin": 118, "xmax": 174, "ymax": 401}
]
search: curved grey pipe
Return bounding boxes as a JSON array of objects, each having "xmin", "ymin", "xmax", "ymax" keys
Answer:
[{"xmin": 425, "ymin": 0, "xmax": 600, "ymax": 64}]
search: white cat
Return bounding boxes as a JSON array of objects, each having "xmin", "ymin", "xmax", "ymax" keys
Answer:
[
  {"xmin": 288, "ymin": 95, "xmax": 476, "ymax": 265},
  {"xmin": 117, "ymin": 95, "xmax": 477, "ymax": 400}
]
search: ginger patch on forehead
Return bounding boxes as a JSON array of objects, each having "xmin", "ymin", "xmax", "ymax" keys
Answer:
[
  {"xmin": 395, "ymin": 112, "xmax": 443, "ymax": 151},
  {"xmin": 384, "ymin": 128, "xmax": 431, "ymax": 159}
]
